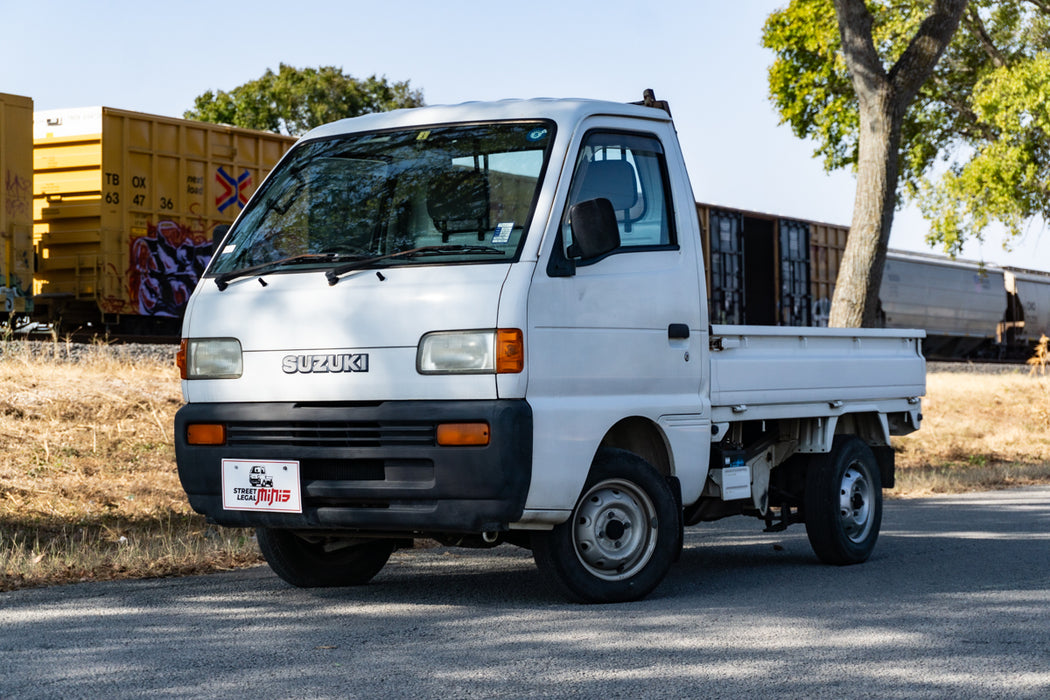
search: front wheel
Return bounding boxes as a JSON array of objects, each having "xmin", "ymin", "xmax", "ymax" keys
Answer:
[
  {"xmin": 804, "ymin": 435, "xmax": 883, "ymax": 565},
  {"xmin": 256, "ymin": 528, "xmax": 395, "ymax": 587},
  {"xmin": 532, "ymin": 448, "xmax": 682, "ymax": 603}
]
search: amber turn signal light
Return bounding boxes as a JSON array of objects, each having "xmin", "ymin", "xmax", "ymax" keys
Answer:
[
  {"xmin": 496, "ymin": 328, "xmax": 524, "ymax": 374},
  {"xmin": 436, "ymin": 423, "xmax": 490, "ymax": 446},
  {"xmin": 176, "ymin": 339, "xmax": 188, "ymax": 379},
  {"xmin": 186, "ymin": 423, "xmax": 226, "ymax": 445}
]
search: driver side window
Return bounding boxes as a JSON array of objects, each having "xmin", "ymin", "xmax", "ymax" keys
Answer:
[{"xmin": 562, "ymin": 131, "xmax": 677, "ymax": 254}]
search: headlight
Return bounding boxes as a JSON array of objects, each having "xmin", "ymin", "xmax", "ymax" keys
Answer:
[
  {"xmin": 417, "ymin": 329, "xmax": 523, "ymax": 375},
  {"xmin": 179, "ymin": 338, "xmax": 243, "ymax": 379},
  {"xmin": 417, "ymin": 330, "xmax": 495, "ymax": 374}
]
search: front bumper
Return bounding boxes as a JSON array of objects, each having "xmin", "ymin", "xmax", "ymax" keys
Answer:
[{"xmin": 175, "ymin": 400, "xmax": 532, "ymax": 534}]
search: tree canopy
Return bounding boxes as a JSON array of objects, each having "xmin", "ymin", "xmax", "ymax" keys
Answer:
[
  {"xmin": 764, "ymin": 1, "xmax": 1050, "ymax": 257},
  {"xmin": 184, "ymin": 64, "xmax": 424, "ymax": 136}
]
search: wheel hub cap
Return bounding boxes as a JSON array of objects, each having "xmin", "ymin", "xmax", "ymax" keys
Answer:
[
  {"xmin": 839, "ymin": 465, "xmax": 873, "ymax": 543},
  {"xmin": 572, "ymin": 478, "xmax": 658, "ymax": 581}
]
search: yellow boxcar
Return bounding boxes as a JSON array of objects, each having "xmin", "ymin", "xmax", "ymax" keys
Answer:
[
  {"xmin": 0, "ymin": 92, "xmax": 34, "ymax": 316},
  {"xmin": 32, "ymin": 106, "xmax": 296, "ymax": 333}
]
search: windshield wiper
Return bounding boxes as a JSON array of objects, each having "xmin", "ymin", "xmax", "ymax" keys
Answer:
[
  {"xmin": 325, "ymin": 245, "xmax": 506, "ymax": 286},
  {"xmin": 410, "ymin": 245, "xmax": 507, "ymax": 257},
  {"xmin": 214, "ymin": 253, "xmax": 366, "ymax": 290}
]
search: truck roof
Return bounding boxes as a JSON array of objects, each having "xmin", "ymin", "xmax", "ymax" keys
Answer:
[{"xmin": 300, "ymin": 97, "xmax": 673, "ymax": 141}]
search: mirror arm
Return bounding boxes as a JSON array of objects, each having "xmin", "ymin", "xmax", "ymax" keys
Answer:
[{"xmin": 546, "ymin": 230, "xmax": 576, "ymax": 278}]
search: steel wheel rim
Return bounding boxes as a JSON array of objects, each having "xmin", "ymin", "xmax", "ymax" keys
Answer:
[
  {"xmin": 839, "ymin": 463, "xmax": 873, "ymax": 543},
  {"xmin": 571, "ymin": 478, "xmax": 658, "ymax": 581}
]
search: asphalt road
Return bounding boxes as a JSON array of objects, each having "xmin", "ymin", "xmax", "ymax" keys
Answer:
[{"xmin": 2, "ymin": 487, "xmax": 1049, "ymax": 699}]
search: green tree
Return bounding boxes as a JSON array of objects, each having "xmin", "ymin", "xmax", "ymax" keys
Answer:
[
  {"xmin": 765, "ymin": 1, "xmax": 1050, "ymax": 327},
  {"xmin": 920, "ymin": 9, "xmax": 1050, "ymax": 255},
  {"xmin": 185, "ymin": 64, "xmax": 424, "ymax": 136},
  {"xmin": 766, "ymin": 0, "xmax": 967, "ymax": 327}
]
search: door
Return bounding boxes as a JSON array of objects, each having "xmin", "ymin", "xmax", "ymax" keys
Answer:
[{"xmin": 525, "ymin": 121, "xmax": 707, "ymax": 510}]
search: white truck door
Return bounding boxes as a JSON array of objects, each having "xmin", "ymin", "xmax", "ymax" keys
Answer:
[{"xmin": 525, "ymin": 122, "xmax": 708, "ymax": 511}]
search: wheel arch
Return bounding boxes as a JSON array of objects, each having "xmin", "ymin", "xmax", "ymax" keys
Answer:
[
  {"xmin": 832, "ymin": 412, "xmax": 895, "ymax": 489},
  {"xmin": 598, "ymin": 416, "xmax": 673, "ymax": 477},
  {"xmin": 833, "ymin": 411, "xmax": 892, "ymax": 447},
  {"xmin": 791, "ymin": 411, "xmax": 891, "ymax": 455}
]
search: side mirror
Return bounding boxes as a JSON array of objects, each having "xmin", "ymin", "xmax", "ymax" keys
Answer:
[{"xmin": 567, "ymin": 198, "xmax": 620, "ymax": 260}]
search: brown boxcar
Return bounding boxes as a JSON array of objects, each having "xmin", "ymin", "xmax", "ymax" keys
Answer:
[{"xmin": 697, "ymin": 202, "xmax": 847, "ymax": 328}]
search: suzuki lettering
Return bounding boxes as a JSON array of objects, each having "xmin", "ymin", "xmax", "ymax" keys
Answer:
[{"xmin": 282, "ymin": 353, "xmax": 369, "ymax": 374}]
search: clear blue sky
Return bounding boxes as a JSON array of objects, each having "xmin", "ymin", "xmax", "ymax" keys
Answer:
[{"xmin": 2, "ymin": 0, "xmax": 1045, "ymax": 270}]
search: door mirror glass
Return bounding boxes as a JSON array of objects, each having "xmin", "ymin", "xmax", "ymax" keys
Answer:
[{"xmin": 567, "ymin": 198, "xmax": 620, "ymax": 259}]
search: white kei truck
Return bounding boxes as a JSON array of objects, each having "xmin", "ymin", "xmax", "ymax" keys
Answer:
[{"xmin": 175, "ymin": 93, "xmax": 925, "ymax": 603}]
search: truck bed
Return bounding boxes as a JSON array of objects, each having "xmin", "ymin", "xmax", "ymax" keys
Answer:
[{"xmin": 709, "ymin": 325, "xmax": 925, "ymax": 422}]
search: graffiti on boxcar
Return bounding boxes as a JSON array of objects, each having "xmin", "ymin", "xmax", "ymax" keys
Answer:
[
  {"xmin": 4, "ymin": 169, "xmax": 31, "ymax": 220},
  {"xmin": 0, "ymin": 286, "xmax": 25, "ymax": 311},
  {"xmin": 128, "ymin": 220, "xmax": 212, "ymax": 317}
]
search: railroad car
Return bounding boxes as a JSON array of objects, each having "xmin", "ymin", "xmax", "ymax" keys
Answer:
[
  {"xmin": 1002, "ymin": 266, "xmax": 1050, "ymax": 351},
  {"xmin": 0, "ymin": 93, "xmax": 34, "ymax": 318},
  {"xmin": 31, "ymin": 106, "xmax": 296, "ymax": 335},
  {"xmin": 881, "ymin": 250, "xmax": 1007, "ymax": 359}
]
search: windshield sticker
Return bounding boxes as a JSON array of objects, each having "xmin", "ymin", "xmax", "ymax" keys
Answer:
[
  {"xmin": 221, "ymin": 244, "xmax": 237, "ymax": 255},
  {"xmin": 527, "ymin": 127, "xmax": 549, "ymax": 142},
  {"xmin": 492, "ymin": 222, "xmax": 515, "ymax": 245}
]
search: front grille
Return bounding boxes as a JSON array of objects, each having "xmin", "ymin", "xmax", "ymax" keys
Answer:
[
  {"xmin": 225, "ymin": 421, "xmax": 436, "ymax": 448},
  {"xmin": 300, "ymin": 458, "xmax": 387, "ymax": 481}
]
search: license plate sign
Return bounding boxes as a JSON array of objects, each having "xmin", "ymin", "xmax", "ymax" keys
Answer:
[{"xmin": 221, "ymin": 459, "xmax": 302, "ymax": 513}]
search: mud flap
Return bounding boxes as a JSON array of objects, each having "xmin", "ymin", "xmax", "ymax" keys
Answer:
[{"xmin": 667, "ymin": 475, "xmax": 684, "ymax": 562}]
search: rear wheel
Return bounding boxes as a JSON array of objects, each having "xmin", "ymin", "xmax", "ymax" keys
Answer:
[
  {"xmin": 532, "ymin": 448, "xmax": 681, "ymax": 603},
  {"xmin": 804, "ymin": 436, "xmax": 882, "ymax": 565},
  {"xmin": 256, "ymin": 528, "xmax": 395, "ymax": 587}
]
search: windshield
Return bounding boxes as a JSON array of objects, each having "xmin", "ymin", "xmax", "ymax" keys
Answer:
[{"xmin": 208, "ymin": 121, "xmax": 555, "ymax": 277}]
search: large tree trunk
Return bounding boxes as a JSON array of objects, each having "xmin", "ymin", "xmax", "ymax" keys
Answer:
[
  {"xmin": 828, "ymin": 0, "xmax": 967, "ymax": 328},
  {"xmin": 828, "ymin": 92, "xmax": 903, "ymax": 327}
]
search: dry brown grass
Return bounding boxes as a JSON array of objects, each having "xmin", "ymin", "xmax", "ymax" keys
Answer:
[
  {"xmin": 892, "ymin": 370, "xmax": 1050, "ymax": 496},
  {"xmin": 0, "ymin": 342, "xmax": 259, "ymax": 592},
  {"xmin": 2, "ymin": 343, "xmax": 1049, "ymax": 592}
]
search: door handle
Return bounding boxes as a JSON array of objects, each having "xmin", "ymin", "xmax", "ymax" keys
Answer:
[{"xmin": 668, "ymin": 323, "xmax": 690, "ymax": 339}]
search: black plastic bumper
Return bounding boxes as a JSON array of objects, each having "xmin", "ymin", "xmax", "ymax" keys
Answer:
[{"xmin": 175, "ymin": 400, "xmax": 532, "ymax": 534}]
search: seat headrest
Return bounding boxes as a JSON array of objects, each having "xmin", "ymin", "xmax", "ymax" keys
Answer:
[
  {"xmin": 575, "ymin": 159, "xmax": 638, "ymax": 211},
  {"xmin": 427, "ymin": 168, "xmax": 490, "ymax": 234}
]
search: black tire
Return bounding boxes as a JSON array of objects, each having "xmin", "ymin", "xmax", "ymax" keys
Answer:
[
  {"xmin": 256, "ymin": 528, "xmax": 395, "ymax": 587},
  {"xmin": 804, "ymin": 435, "xmax": 883, "ymax": 565},
  {"xmin": 532, "ymin": 448, "xmax": 682, "ymax": 603}
]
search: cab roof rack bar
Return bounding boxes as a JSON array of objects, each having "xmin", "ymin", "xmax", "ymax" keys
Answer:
[{"xmin": 632, "ymin": 89, "xmax": 672, "ymax": 117}]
